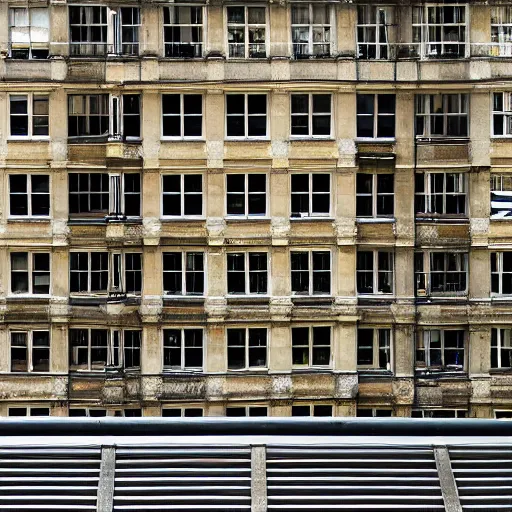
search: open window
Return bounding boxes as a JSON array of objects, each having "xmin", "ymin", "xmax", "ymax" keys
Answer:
[
  {"xmin": 227, "ymin": 6, "xmax": 266, "ymax": 58},
  {"xmin": 291, "ymin": 3, "xmax": 333, "ymax": 58},
  {"xmin": 416, "ymin": 329, "xmax": 465, "ymax": 373},
  {"xmin": 491, "ymin": 7, "xmax": 512, "ymax": 57},
  {"xmin": 415, "ymin": 172, "xmax": 467, "ymax": 217},
  {"xmin": 357, "ymin": 6, "xmax": 393, "ymax": 60},
  {"xmin": 415, "ymin": 251, "xmax": 467, "ymax": 297},
  {"xmin": 9, "ymin": 7, "xmax": 49, "ymax": 59}
]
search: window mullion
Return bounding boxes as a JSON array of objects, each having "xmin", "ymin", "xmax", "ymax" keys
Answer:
[
  {"xmin": 309, "ymin": 95, "xmax": 313, "ymax": 137},
  {"xmin": 245, "ymin": 7, "xmax": 249, "ymax": 59},
  {"xmin": 245, "ymin": 329, "xmax": 249, "ymax": 369},
  {"xmin": 309, "ymin": 251, "xmax": 313, "ymax": 295},
  {"xmin": 245, "ymin": 174, "xmax": 249, "ymax": 216},
  {"xmin": 309, "ymin": 174, "xmax": 313, "ymax": 216},
  {"xmin": 181, "ymin": 175, "xmax": 185, "ymax": 218},
  {"xmin": 181, "ymin": 329, "xmax": 185, "ymax": 369},
  {"xmin": 88, "ymin": 329, "xmax": 92, "ymax": 371},
  {"xmin": 245, "ymin": 95, "xmax": 249, "ymax": 138},
  {"xmin": 181, "ymin": 95, "xmax": 185, "ymax": 138},
  {"xmin": 372, "ymin": 174, "xmax": 377, "ymax": 217},
  {"xmin": 374, "ymin": 95, "xmax": 378, "ymax": 138},
  {"xmin": 245, "ymin": 253, "xmax": 250, "ymax": 295},
  {"xmin": 182, "ymin": 253, "xmax": 186, "ymax": 295}
]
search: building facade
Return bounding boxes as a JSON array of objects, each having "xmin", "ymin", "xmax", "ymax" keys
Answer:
[{"xmin": 0, "ymin": 0, "xmax": 511, "ymax": 419}]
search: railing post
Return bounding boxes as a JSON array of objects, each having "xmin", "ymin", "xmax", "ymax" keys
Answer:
[
  {"xmin": 251, "ymin": 445, "xmax": 267, "ymax": 512},
  {"xmin": 97, "ymin": 446, "xmax": 116, "ymax": 512},
  {"xmin": 434, "ymin": 446, "xmax": 462, "ymax": 512}
]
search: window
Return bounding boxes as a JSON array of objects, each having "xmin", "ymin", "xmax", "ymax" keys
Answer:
[
  {"xmin": 69, "ymin": 6, "xmax": 108, "ymax": 56},
  {"xmin": 493, "ymin": 92, "xmax": 512, "ymax": 137},
  {"xmin": 10, "ymin": 252, "xmax": 50, "ymax": 295},
  {"xmin": 356, "ymin": 94, "xmax": 395, "ymax": 139},
  {"xmin": 69, "ymin": 328, "xmax": 141, "ymax": 371},
  {"xmin": 415, "ymin": 173, "xmax": 467, "ymax": 216},
  {"xmin": 227, "ymin": 253, "xmax": 268, "ymax": 295},
  {"xmin": 291, "ymin": 3, "xmax": 333, "ymax": 58},
  {"xmin": 11, "ymin": 331, "xmax": 50, "ymax": 372},
  {"xmin": 356, "ymin": 173, "xmax": 394, "ymax": 218},
  {"xmin": 162, "ymin": 174, "xmax": 203, "ymax": 217},
  {"xmin": 292, "ymin": 326, "xmax": 331, "ymax": 367},
  {"xmin": 495, "ymin": 410, "xmax": 512, "ymax": 420},
  {"xmin": 9, "ymin": 7, "xmax": 49, "ymax": 59},
  {"xmin": 111, "ymin": 94, "xmax": 141, "ymax": 140},
  {"xmin": 357, "ymin": 6, "xmax": 393, "ymax": 60},
  {"xmin": 163, "ymin": 407, "xmax": 204, "ymax": 417},
  {"xmin": 163, "ymin": 328, "xmax": 203, "ymax": 371},
  {"xmin": 163, "ymin": 252, "xmax": 204, "ymax": 296},
  {"xmin": 69, "ymin": 408, "xmax": 141, "ymax": 417},
  {"xmin": 491, "ymin": 253, "xmax": 512, "ymax": 296},
  {"xmin": 163, "ymin": 5, "xmax": 203, "ymax": 58},
  {"xmin": 415, "ymin": 94, "xmax": 468, "ymax": 138},
  {"xmin": 357, "ymin": 328, "xmax": 391, "ymax": 371},
  {"xmin": 69, "ymin": 252, "xmax": 142, "ymax": 295},
  {"xmin": 227, "ymin": 328, "xmax": 267, "ymax": 369},
  {"xmin": 292, "ymin": 404, "xmax": 333, "ymax": 416},
  {"xmin": 415, "ymin": 252, "xmax": 468, "ymax": 296},
  {"xmin": 10, "ymin": 95, "xmax": 49, "ymax": 138},
  {"xmin": 162, "ymin": 94, "xmax": 203, "ymax": 138},
  {"xmin": 291, "ymin": 251, "xmax": 331, "ymax": 295},
  {"xmin": 291, "ymin": 174, "xmax": 330, "ymax": 218},
  {"xmin": 226, "ymin": 174, "xmax": 266, "ymax": 217},
  {"xmin": 9, "ymin": 174, "xmax": 50, "ymax": 218},
  {"xmin": 69, "ymin": 173, "xmax": 109, "ymax": 216},
  {"xmin": 117, "ymin": 8, "xmax": 140, "ymax": 56},
  {"xmin": 108, "ymin": 173, "xmax": 141, "ymax": 218},
  {"xmin": 291, "ymin": 94, "xmax": 331, "ymax": 137},
  {"xmin": 491, "ymin": 175, "xmax": 512, "ymax": 219},
  {"xmin": 227, "ymin": 6, "xmax": 266, "ymax": 59},
  {"xmin": 357, "ymin": 408, "xmax": 392, "ymax": 417},
  {"xmin": 68, "ymin": 95, "xmax": 109, "ymax": 138},
  {"xmin": 226, "ymin": 94, "xmax": 267, "ymax": 138},
  {"xmin": 226, "ymin": 406, "xmax": 268, "ymax": 417},
  {"xmin": 492, "ymin": 328, "xmax": 512, "ymax": 369},
  {"xmin": 491, "ymin": 7, "xmax": 512, "ymax": 57},
  {"xmin": 412, "ymin": 5, "xmax": 468, "ymax": 59},
  {"xmin": 9, "ymin": 407, "xmax": 50, "ymax": 417},
  {"xmin": 356, "ymin": 251, "xmax": 393, "ymax": 295},
  {"xmin": 416, "ymin": 329, "xmax": 465, "ymax": 372},
  {"xmin": 411, "ymin": 409, "xmax": 467, "ymax": 418}
]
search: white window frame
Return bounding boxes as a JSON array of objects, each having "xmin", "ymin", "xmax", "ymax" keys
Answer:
[
  {"xmin": 290, "ymin": 173, "xmax": 332, "ymax": 219},
  {"xmin": 8, "ymin": 93, "xmax": 49, "ymax": 140},
  {"xmin": 69, "ymin": 251, "xmax": 109, "ymax": 295},
  {"xmin": 162, "ymin": 406, "xmax": 204, "ymax": 417},
  {"xmin": 491, "ymin": 174, "xmax": 512, "ymax": 220},
  {"xmin": 356, "ymin": 172, "xmax": 394, "ymax": 219},
  {"xmin": 8, "ymin": 7, "xmax": 50, "ymax": 59},
  {"xmin": 356, "ymin": 327, "xmax": 392, "ymax": 371},
  {"xmin": 161, "ymin": 173, "xmax": 204, "ymax": 219},
  {"xmin": 113, "ymin": 7, "xmax": 141, "ymax": 56},
  {"xmin": 68, "ymin": 94, "xmax": 110, "ymax": 138},
  {"xmin": 492, "ymin": 92, "xmax": 512, "ymax": 137},
  {"xmin": 290, "ymin": 249, "xmax": 332, "ymax": 296},
  {"xmin": 108, "ymin": 94, "xmax": 142, "ymax": 141},
  {"xmin": 356, "ymin": 5, "xmax": 393, "ymax": 60},
  {"xmin": 69, "ymin": 5, "xmax": 108, "ymax": 56},
  {"xmin": 162, "ymin": 327, "xmax": 204, "ymax": 372},
  {"xmin": 491, "ymin": 328, "xmax": 512, "ymax": 369},
  {"xmin": 10, "ymin": 330, "xmax": 50, "ymax": 373},
  {"xmin": 225, "ymin": 93, "xmax": 268, "ymax": 140},
  {"xmin": 412, "ymin": 409, "xmax": 467, "ymax": 418},
  {"xmin": 107, "ymin": 172, "xmax": 142, "ymax": 219},
  {"xmin": 416, "ymin": 329, "xmax": 466, "ymax": 372},
  {"xmin": 8, "ymin": 406, "xmax": 50, "ymax": 417},
  {"xmin": 412, "ymin": 4, "xmax": 469, "ymax": 59},
  {"xmin": 10, "ymin": 251, "xmax": 51, "ymax": 296},
  {"xmin": 491, "ymin": 253, "xmax": 512, "ymax": 296},
  {"xmin": 226, "ymin": 5, "xmax": 268, "ymax": 59},
  {"xmin": 161, "ymin": 94, "xmax": 204, "ymax": 140},
  {"xmin": 356, "ymin": 94, "xmax": 396, "ymax": 140},
  {"xmin": 8, "ymin": 173, "xmax": 50, "ymax": 219},
  {"xmin": 226, "ymin": 327, "xmax": 269, "ymax": 370},
  {"xmin": 291, "ymin": 325, "xmax": 332, "ymax": 368},
  {"xmin": 162, "ymin": 4, "xmax": 205, "ymax": 58},
  {"xmin": 356, "ymin": 250, "xmax": 394, "ymax": 296},
  {"xmin": 415, "ymin": 251, "xmax": 468, "ymax": 297},
  {"xmin": 225, "ymin": 173, "xmax": 268, "ymax": 218},
  {"xmin": 415, "ymin": 172, "xmax": 467, "ymax": 217},
  {"xmin": 69, "ymin": 408, "xmax": 142, "ymax": 417},
  {"xmin": 491, "ymin": 7, "xmax": 512, "ymax": 57},
  {"xmin": 415, "ymin": 94, "xmax": 469, "ymax": 139},
  {"xmin": 162, "ymin": 251, "xmax": 205, "ymax": 296},
  {"xmin": 290, "ymin": 3, "xmax": 335, "ymax": 58},
  {"xmin": 291, "ymin": 403, "xmax": 334, "ymax": 416},
  {"xmin": 290, "ymin": 93, "xmax": 333, "ymax": 139},
  {"xmin": 225, "ymin": 404, "xmax": 269, "ymax": 416},
  {"xmin": 226, "ymin": 251, "xmax": 269, "ymax": 296},
  {"xmin": 356, "ymin": 408, "xmax": 393, "ymax": 417}
]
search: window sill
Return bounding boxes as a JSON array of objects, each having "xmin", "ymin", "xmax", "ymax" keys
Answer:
[
  {"xmin": 225, "ymin": 138, "xmax": 270, "ymax": 142},
  {"xmin": 291, "ymin": 367, "xmax": 332, "ymax": 373},
  {"xmin": 8, "ymin": 138, "xmax": 49, "ymax": 142},
  {"xmin": 163, "ymin": 297, "xmax": 205, "ymax": 307},
  {"xmin": 290, "ymin": 216, "xmax": 334, "ymax": 222},
  {"xmin": 160, "ymin": 138, "xmax": 205, "ymax": 142},
  {"xmin": 162, "ymin": 369, "xmax": 205, "ymax": 375},
  {"xmin": 225, "ymin": 217, "xmax": 270, "ymax": 222},
  {"xmin": 160, "ymin": 217, "xmax": 205, "ymax": 222},
  {"xmin": 289, "ymin": 137, "xmax": 335, "ymax": 142},
  {"xmin": 356, "ymin": 217, "xmax": 395, "ymax": 224},
  {"xmin": 415, "ymin": 137, "xmax": 469, "ymax": 143},
  {"xmin": 227, "ymin": 296, "xmax": 270, "ymax": 305},
  {"xmin": 68, "ymin": 218, "xmax": 107, "ymax": 225},
  {"xmin": 358, "ymin": 369, "xmax": 394, "ymax": 378},
  {"xmin": 491, "ymin": 136, "xmax": 512, "ymax": 141},
  {"xmin": 356, "ymin": 138, "xmax": 396, "ymax": 144},
  {"xmin": 415, "ymin": 216, "xmax": 469, "ymax": 224},
  {"xmin": 291, "ymin": 296, "xmax": 334, "ymax": 306},
  {"xmin": 7, "ymin": 217, "xmax": 51, "ymax": 223},
  {"xmin": 489, "ymin": 368, "xmax": 512, "ymax": 374},
  {"xmin": 7, "ymin": 295, "xmax": 50, "ymax": 301},
  {"xmin": 226, "ymin": 368, "xmax": 268, "ymax": 374},
  {"xmin": 415, "ymin": 370, "xmax": 467, "ymax": 379}
]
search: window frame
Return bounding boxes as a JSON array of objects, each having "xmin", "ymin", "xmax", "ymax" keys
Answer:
[
  {"xmin": 290, "ymin": 249, "xmax": 332, "ymax": 296},
  {"xmin": 68, "ymin": 172, "xmax": 110, "ymax": 218},
  {"xmin": 162, "ymin": 4, "xmax": 205, "ymax": 59},
  {"xmin": 10, "ymin": 251, "xmax": 51, "ymax": 296},
  {"xmin": 290, "ymin": 173, "xmax": 332, "ymax": 219},
  {"xmin": 162, "ymin": 327, "xmax": 204, "ymax": 372},
  {"xmin": 356, "ymin": 249, "xmax": 394, "ymax": 296},
  {"xmin": 226, "ymin": 405, "xmax": 269, "ymax": 417},
  {"xmin": 8, "ymin": 173, "xmax": 51, "ymax": 219},
  {"xmin": 491, "ymin": 328, "xmax": 512, "ymax": 369},
  {"xmin": 290, "ymin": 93, "xmax": 333, "ymax": 139},
  {"xmin": 356, "ymin": 327, "xmax": 392, "ymax": 371},
  {"xmin": 290, "ymin": 3, "xmax": 335, "ymax": 59},
  {"xmin": 68, "ymin": 94, "xmax": 110, "ymax": 139},
  {"xmin": 491, "ymin": 253, "xmax": 512, "ymax": 297},
  {"xmin": 69, "ymin": 5, "xmax": 108, "ymax": 57},
  {"xmin": 162, "ymin": 251, "xmax": 205, "ymax": 297},
  {"xmin": 491, "ymin": 7, "xmax": 512, "ymax": 57},
  {"xmin": 8, "ymin": 7, "xmax": 50, "ymax": 60},
  {"xmin": 226, "ymin": 5, "xmax": 268, "ymax": 59},
  {"xmin": 492, "ymin": 92, "xmax": 512, "ymax": 138},
  {"xmin": 291, "ymin": 325, "xmax": 332, "ymax": 369},
  {"xmin": 356, "ymin": 5, "xmax": 394, "ymax": 60},
  {"xmin": 162, "ymin": 406, "xmax": 204, "ymax": 417},
  {"xmin": 226, "ymin": 327, "xmax": 269, "ymax": 371},
  {"xmin": 356, "ymin": 408, "xmax": 393, "ymax": 417},
  {"xmin": 161, "ymin": 173, "xmax": 204, "ymax": 219},
  {"xmin": 8, "ymin": 406, "xmax": 50, "ymax": 417},
  {"xmin": 10, "ymin": 330, "xmax": 50, "ymax": 373},
  {"xmin": 161, "ymin": 93, "xmax": 204, "ymax": 140},
  {"xmin": 491, "ymin": 174, "xmax": 512, "ymax": 220},
  {"xmin": 9, "ymin": 93, "xmax": 49, "ymax": 140},
  {"xmin": 411, "ymin": 409, "xmax": 467, "ymax": 418},
  {"xmin": 356, "ymin": 172, "xmax": 394, "ymax": 219},
  {"xmin": 226, "ymin": 251, "xmax": 269, "ymax": 296},
  {"xmin": 225, "ymin": 173, "xmax": 268, "ymax": 218},
  {"xmin": 412, "ymin": 4, "xmax": 469, "ymax": 59},
  {"xmin": 415, "ymin": 94, "xmax": 469, "ymax": 139},
  {"xmin": 225, "ymin": 93, "xmax": 269, "ymax": 140},
  {"xmin": 415, "ymin": 328, "xmax": 466, "ymax": 373},
  {"xmin": 356, "ymin": 94, "xmax": 396, "ymax": 140},
  {"xmin": 415, "ymin": 172, "xmax": 467, "ymax": 217}
]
